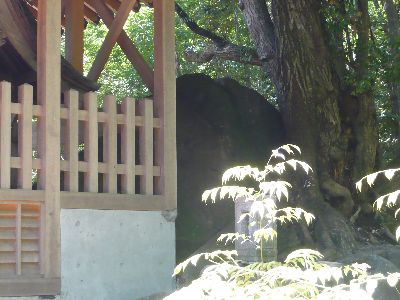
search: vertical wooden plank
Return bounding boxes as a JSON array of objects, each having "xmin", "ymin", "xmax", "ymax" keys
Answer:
[
  {"xmin": 138, "ymin": 99, "xmax": 153, "ymax": 195},
  {"xmin": 121, "ymin": 97, "xmax": 135, "ymax": 194},
  {"xmin": 39, "ymin": 204, "xmax": 45, "ymax": 275},
  {"xmin": 104, "ymin": 96, "xmax": 117, "ymax": 193},
  {"xmin": 154, "ymin": 0, "xmax": 176, "ymax": 207},
  {"xmin": 84, "ymin": 92, "xmax": 98, "ymax": 193},
  {"xmin": 65, "ymin": 0, "xmax": 84, "ymax": 72},
  {"xmin": 16, "ymin": 204, "xmax": 22, "ymax": 276},
  {"xmin": 19, "ymin": 84, "xmax": 34, "ymax": 189},
  {"xmin": 65, "ymin": 90, "xmax": 79, "ymax": 192},
  {"xmin": 37, "ymin": 0, "xmax": 61, "ymax": 278},
  {"xmin": 0, "ymin": 81, "xmax": 11, "ymax": 189}
]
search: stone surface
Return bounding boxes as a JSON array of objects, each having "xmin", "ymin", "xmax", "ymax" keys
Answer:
[
  {"xmin": 59, "ymin": 209, "xmax": 176, "ymax": 300},
  {"xmin": 176, "ymin": 74, "xmax": 285, "ymax": 261},
  {"xmin": 1, "ymin": 209, "xmax": 176, "ymax": 300},
  {"xmin": 235, "ymin": 197, "xmax": 277, "ymax": 262}
]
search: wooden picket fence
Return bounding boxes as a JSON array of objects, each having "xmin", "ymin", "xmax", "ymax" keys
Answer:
[
  {"xmin": 0, "ymin": 81, "xmax": 165, "ymax": 278},
  {"xmin": 0, "ymin": 81, "xmax": 161, "ymax": 195}
]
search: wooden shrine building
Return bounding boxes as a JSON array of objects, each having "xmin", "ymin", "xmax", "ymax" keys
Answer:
[{"xmin": 0, "ymin": 0, "xmax": 176, "ymax": 298}]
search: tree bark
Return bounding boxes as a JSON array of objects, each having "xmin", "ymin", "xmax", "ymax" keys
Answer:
[
  {"xmin": 238, "ymin": 0, "xmax": 381, "ymax": 255},
  {"xmin": 382, "ymin": 0, "xmax": 400, "ymax": 164}
]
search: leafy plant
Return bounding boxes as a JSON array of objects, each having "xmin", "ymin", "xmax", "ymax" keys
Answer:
[
  {"xmin": 169, "ymin": 145, "xmax": 400, "ymax": 299},
  {"xmin": 201, "ymin": 144, "xmax": 313, "ymax": 263},
  {"xmin": 356, "ymin": 168, "xmax": 400, "ymax": 241}
]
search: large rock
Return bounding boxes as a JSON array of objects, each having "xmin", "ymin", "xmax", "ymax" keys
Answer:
[{"xmin": 176, "ymin": 74, "xmax": 285, "ymax": 261}]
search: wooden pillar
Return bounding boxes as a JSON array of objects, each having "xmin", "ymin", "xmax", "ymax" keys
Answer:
[
  {"xmin": 153, "ymin": 0, "xmax": 176, "ymax": 209},
  {"xmin": 37, "ymin": 0, "xmax": 61, "ymax": 278},
  {"xmin": 65, "ymin": 0, "xmax": 84, "ymax": 73}
]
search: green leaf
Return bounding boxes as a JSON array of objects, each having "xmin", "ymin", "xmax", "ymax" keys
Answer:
[
  {"xmin": 253, "ymin": 228, "xmax": 277, "ymax": 243},
  {"xmin": 387, "ymin": 273, "xmax": 400, "ymax": 287},
  {"xmin": 366, "ymin": 173, "xmax": 379, "ymax": 187},
  {"xmin": 356, "ymin": 180, "xmax": 363, "ymax": 192},
  {"xmin": 384, "ymin": 169, "xmax": 398, "ymax": 180}
]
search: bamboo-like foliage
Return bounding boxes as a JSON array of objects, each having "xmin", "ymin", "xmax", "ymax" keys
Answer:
[
  {"xmin": 356, "ymin": 168, "xmax": 400, "ymax": 241},
  {"xmin": 170, "ymin": 145, "xmax": 400, "ymax": 299}
]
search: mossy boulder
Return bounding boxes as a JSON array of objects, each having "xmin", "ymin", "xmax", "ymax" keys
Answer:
[{"xmin": 176, "ymin": 73, "xmax": 285, "ymax": 261}]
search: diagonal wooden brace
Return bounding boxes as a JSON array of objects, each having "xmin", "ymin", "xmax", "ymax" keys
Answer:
[
  {"xmin": 88, "ymin": 0, "xmax": 154, "ymax": 92},
  {"xmin": 88, "ymin": 0, "xmax": 137, "ymax": 81}
]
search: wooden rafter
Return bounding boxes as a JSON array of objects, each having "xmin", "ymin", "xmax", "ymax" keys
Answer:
[
  {"xmin": 65, "ymin": 0, "xmax": 85, "ymax": 72},
  {"xmin": 87, "ymin": 0, "xmax": 137, "ymax": 81},
  {"xmin": 28, "ymin": 0, "xmax": 100, "ymax": 24},
  {"xmin": 87, "ymin": 0, "xmax": 154, "ymax": 91}
]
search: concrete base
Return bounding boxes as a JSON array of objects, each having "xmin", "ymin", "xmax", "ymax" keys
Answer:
[{"xmin": 1, "ymin": 209, "xmax": 176, "ymax": 300}]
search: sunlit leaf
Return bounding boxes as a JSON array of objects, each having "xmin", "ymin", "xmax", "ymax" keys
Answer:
[
  {"xmin": 366, "ymin": 173, "xmax": 378, "ymax": 187},
  {"xmin": 387, "ymin": 273, "xmax": 400, "ymax": 287},
  {"xmin": 384, "ymin": 169, "xmax": 398, "ymax": 180},
  {"xmin": 356, "ymin": 180, "xmax": 363, "ymax": 192}
]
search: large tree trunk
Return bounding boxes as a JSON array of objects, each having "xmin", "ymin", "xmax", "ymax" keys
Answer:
[
  {"xmin": 239, "ymin": 0, "xmax": 379, "ymax": 256},
  {"xmin": 382, "ymin": 0, "xmax": 400, "ymax": 164}
]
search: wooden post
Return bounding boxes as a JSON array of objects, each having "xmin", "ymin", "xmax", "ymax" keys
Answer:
[
  {"xmin": 121, "ymin": 98, "xmax": 135, "ymax": 194},
  {"xmin": 65, "ymin": 90, "xmax": 79, "ymax": 192},
  {"xmin": 18, "ymin": 84, "xmax": 34, "ymax": 189},
  {"xmin": 65, "ymin": 0, "xmax": 84, "ymax": 73},
  {"xmin": 153, "ymin": 0, "xmax": 177, "ymax": 208},
  {"xmin": 138, "ymin": 100, "xmax": 153, "ymax": 195},
  {"xmin": 37, "ymin": 0, "xmax": 61, "ymax": 278},
  {"xmin": 0, "ymin": 81, "xmax": 11, "ymax": 189},
  {"xmin": 104, "ymin": 96, "xmax": 117, "ymax": 193},
  {"xmin": 84, "ymin": 92, "xmax": 98, "ymax": 192}
]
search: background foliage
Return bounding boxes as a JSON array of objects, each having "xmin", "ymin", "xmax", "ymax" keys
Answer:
[{"xmin": 80, "ymin": 0, "xmax": 399, "ymax": 163}]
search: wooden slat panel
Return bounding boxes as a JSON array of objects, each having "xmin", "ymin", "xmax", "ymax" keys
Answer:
[
  {"xmin": 21, "ymin": 262, "xmax": 40, "ymax": 276},
  {"xmin": 0, "ymin": 190, "xmax": 44, "ymax": 202},
  {"xmin": 0, "ymin": 241, "xmax": 14, "ymax": 252},
  {"xmin": 16, "ymin": 204, "xmax": 21, "ymax": 275},
  {"xmin": 0, "ymin": 252, "xmax": 15, "ymax": 264},
  {"xmin": 21, "ymin": 240, "xmax": 40, "ymax": 252},
  {"xmin": 0, "ymin": 277, "xmax": 60, "ymax": 297},
  {"xmin": 0, "ymin": 81, "xmax": 11, "ymax": 189},
  {"xmin": 84, "ymin": 92, "xmax": 98, "ymax": 192},
  {"xmin": 18, "ymin": 85, "xmax": 34, "ymax": 189},
  {"xmin": 121, "ymin": 97, "xmax": 135, "ymax": 194},
  {"xmin": 21, "ymin": 229, "xmax": 39, "ymax": 240},
  {"xmin": 0, "ymin": 203, "xmax": 16, "ymax": 276},
  {"xmin": 138, "ymin": 99, "xmax": 153, "ymax": 195},
  {"xmin": 21, "ymin": 252, "xmax": 40, "ymax": 263},
  {"xmin": 104, "ymin": 96, "xmax": 117, "ymax": 193},
  {"xmin": 65, "ymin": 90, "xmax": 79, "ymax": 192},
  {"xmin": 0, "ymin": 217, "xmax": 16, "ymax": 228},
  {"xmin": 61, "ymin": 192, "xmax": 166, "ymax": 210}
]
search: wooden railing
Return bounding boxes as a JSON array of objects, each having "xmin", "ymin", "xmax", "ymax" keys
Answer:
[
  {"xmin": 0, "ymin": 81, "xmax": 162, "ymax": 197},
  {"xmin": 0, "ymin": 81, "xmax": 167, "ymax": 279}
]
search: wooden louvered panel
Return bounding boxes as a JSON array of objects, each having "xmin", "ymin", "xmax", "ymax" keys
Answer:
[
  {"xmin": 0, "ymin": 203, "xmax": 41, "ymax": 277},
  {"xmin": 22, "ymin": 252, "xmax": 39, "ymax": 263},
  {"xmin": 21, "ymin": 240, "xmax": 39, "ymax": 252},
  {"xmin": 21, "ymin": 228, "xmax": 39, "ymax": 240},
  {"xmin": 0, "ymin": 252, "xmax": 16, "ymax": 264},
  {"xmin": 21, "ymin": 262, "xmax": 40, "ymax": 276}
]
